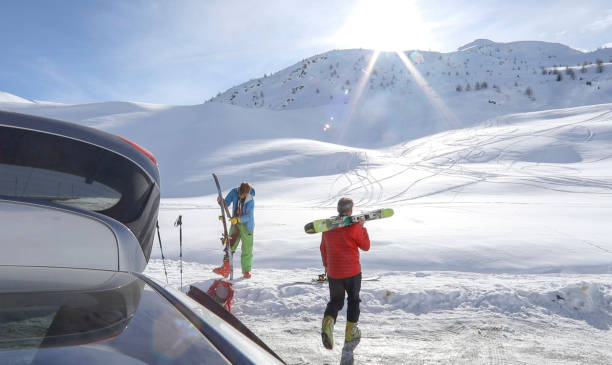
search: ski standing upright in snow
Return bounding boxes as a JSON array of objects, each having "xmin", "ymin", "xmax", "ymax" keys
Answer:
[
  {"xmin": 212, "ymin": 173, "xmax": 234, "ymax": 280},
  {"xmin": 213, "ymin": 178, "xmax": 256, "ymax": 279}
]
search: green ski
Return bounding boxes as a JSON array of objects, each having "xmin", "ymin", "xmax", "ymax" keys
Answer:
[{"xmin": 304, "ymin": 208, "xmax": 394, "ymax": 234}]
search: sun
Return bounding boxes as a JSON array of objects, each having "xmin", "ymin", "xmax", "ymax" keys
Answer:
[{"xmin": 333, "ymin": 0, "xmax": 432, "ymax": 52}]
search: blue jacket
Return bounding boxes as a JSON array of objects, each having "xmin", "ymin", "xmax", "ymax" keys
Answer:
[{"xmin": 224, "ymin": 187, "xmax": 255, "ymax": 233}]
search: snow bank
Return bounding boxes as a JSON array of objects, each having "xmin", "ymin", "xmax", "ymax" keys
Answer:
[{"xmin": 147, "ymin": 261, "xmax": 612, "ymax": 331}]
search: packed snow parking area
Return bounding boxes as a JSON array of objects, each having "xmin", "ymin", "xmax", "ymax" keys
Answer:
[{"xmin": 146, "ymin": 262, "xmax": 612, "ymax": 364}]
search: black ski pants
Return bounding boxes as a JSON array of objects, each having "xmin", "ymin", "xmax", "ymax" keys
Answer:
[{"xmin": 324, "ymin": 272, "xmax": 362, "ymax": 323}]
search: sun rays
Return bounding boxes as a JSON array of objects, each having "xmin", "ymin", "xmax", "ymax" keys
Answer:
[
  {"xmin": 325, "ymin": 0, "xmax": 460, "ymax": 142},
  {"xmin": 334, "ymin": 50, "xmax": 381, "ymax": 142},
  {"xmin": 331, "ymin": 49, "xmax": 460, "ymax": 144},
  {"xmin": 395, "ymin": 50, "xmax": 461, "ymax": 130}
]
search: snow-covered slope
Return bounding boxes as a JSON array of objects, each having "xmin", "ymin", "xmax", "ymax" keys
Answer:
[
  {"xmin": 211, "ymin": 39, "xmax": 611, "ymax": 112},
  {"xmin": 0, "ymin": 100, "xmax": 376, "ymax": 196},
  {"xmin": 208, "ymin": 40, "xmax": 612, "ymax": 151},
  {"xmin": 1, "ymin": 43, "xmax": 610, "ymax": 197},
  {"xmin": 0, "ymin": 91, "xmax": 34, "ymax": 103},
  {"xmin": 141, "ymin": 103, "xmax": 612, "ymax": 274},
  {"xmin": 2, "ymin": 40, "xmax": 611, "ymax": 197}
]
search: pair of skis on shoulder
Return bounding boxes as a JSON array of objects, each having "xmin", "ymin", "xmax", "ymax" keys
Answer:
[{"xmin": 304, "ymin": 208, "xmax": 394, "ymax": 234}]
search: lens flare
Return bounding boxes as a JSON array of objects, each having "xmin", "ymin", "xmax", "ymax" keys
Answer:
[
  {"xmin": 334, "ymin": 50, "xmax": 381, "ymax": 143},
  {"xmin": 409, "ymin": 51, "xmax": 424, "ymax": 64},
  {"xmin": 395, "ymin": 51, "xmax": 460, "ymax": 130}
]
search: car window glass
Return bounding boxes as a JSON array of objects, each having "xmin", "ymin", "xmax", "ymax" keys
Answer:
[
  {"xmin": 101, "ymin": 286, "xmax": 230, "ymax": 364},
  {"xmin": 0, "ymin": 163, "xmax": 121, "ymax": 211},
  {"xmin": 0, "ymin": 272, "xmax": 229, "ymax": 364},
  {"xmin": 0, "ymin": 125, "xmax": 152, "ymax": 223}
]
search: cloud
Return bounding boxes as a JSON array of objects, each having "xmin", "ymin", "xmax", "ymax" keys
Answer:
[{"xmin": 585, "ymin": 11, "xmax": 612, "ymax": 32}]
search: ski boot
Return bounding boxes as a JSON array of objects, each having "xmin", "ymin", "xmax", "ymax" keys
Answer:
[
  {"xmin": 345, "ymin": 321, "xmax": 361, "ymax": 343},
  {"xmin": 243, "ymin": 271, "xmax": 251, "ymax": 279},
  {"xmin": 212, "ymin": 261, "xmax": 230, "ymax": 278},
  {"xmin": 321, "ymin": 315, "xmax": 335, "ymax": 350}
]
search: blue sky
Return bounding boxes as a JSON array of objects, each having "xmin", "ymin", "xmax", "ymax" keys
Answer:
[{"xmin": 1, "ymin": 0, "xmax": 611, "ymax": 105}]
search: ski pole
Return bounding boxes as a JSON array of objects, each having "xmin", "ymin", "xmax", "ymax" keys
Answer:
[
  {"xmin": 174, "ymin": 215, "xmax": 183, "ymax": 292},
  {"xmin": 156, "ymin": 221, "xmax": 169, "ymax": 284}
]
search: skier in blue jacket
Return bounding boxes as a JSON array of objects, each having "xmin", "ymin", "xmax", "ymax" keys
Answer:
[{"xmin": 213, "ymin": 182, "xmax": 256, "ymax": 278}]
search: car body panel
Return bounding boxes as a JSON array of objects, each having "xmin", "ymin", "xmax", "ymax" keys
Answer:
[
  {"xmin": 0, "ymin": 266, "xmax": 283, "ymax": 364},
  {"xmin": 0, "ymin": 110, "xmax": 160, "ymax": 268},
  {"xmin": 136, "ymin": 274, "xmax": 285, "ymax": 365},
  {"xmin": 0, "ymin": 198, "xmax": 147, "ymax": 272},
  {"xmin": 0, "ymin": 110, "xmax": 159, "ymax": 183},
  {"xmin": 0, "ymin": 266, "xmax": 228, "ymax": 363}
]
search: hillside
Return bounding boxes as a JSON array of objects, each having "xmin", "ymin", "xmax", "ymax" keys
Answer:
[
  {"xmin": 1, "ymin": 40, "xmax": 612, "ymax": 197},
  {"xmin": 0, "ymin": 91, "xmax": 34, "ymax": 103},
  {"xmin": 209, "ymin": 40, "xmax": 612, "ymax": 145},
  {"xmin": 211, "ymin": 39, "xmax": 612, "ymax": 111}
]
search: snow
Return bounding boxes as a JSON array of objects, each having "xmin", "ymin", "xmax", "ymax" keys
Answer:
[
  {"xmin": 0, "ymin": 91, "xmax": 34, "ymax": 103},
  {"xmin": 143, "ymin": 103, "xmax": 612, "ymax": 363},
  {"xmin": 145, "ymin": 260, "xmax": 612, "ymax": 364},
  {"xmin": 457, "ymin": 39, "xmax": 497, "ymax": 52},
  {"xmin": 2, "ymin": 39, "xmax": 612, "ymax": 363}
]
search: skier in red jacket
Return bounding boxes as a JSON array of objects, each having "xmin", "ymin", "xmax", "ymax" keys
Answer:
[{"xmin": 320, "ymin": 197, "xmax": 370, "ymax": 350}]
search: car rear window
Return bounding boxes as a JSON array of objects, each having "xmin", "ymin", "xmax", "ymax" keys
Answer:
[
  {"xmin": 0, "ymin": 270, "xmax": 229, "ymax": 364},
  {"xmin": 0, "ymin": 125, "xmax": 153, "ymax": 224}
]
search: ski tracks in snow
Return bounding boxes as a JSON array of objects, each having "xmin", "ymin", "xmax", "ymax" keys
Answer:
[
  {"xmin": 372, "ymin": 108, "xmax": 612, "ymax": 205},
  {"xmin": 311, "ymin": 107, "xmax": 612, "ymax": 209},
  {"xmin": 318, "ymin": 151, "xmax": 384, "ymax": 209}
]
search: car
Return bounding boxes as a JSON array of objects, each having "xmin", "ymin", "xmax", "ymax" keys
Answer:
[
  {"xmin": 0, "ymin": 265, "xmax": 284, "ymax": 364},
  {"xmin": 0, "ymin": 110, "xmax": 160, "ymax": 272},
  {"xmin": 0, "ymin": 110, "xmax": 285, "ymax": 364}
]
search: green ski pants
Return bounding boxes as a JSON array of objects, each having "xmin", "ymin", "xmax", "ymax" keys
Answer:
[{"xmin": 230, "ymin": 223, "xmax": 253, "ymax": 273}]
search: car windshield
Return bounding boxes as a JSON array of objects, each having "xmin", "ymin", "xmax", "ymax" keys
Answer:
[{"xmin": 0, "ymin": 267, "xmax": 228, "ymax": 365}]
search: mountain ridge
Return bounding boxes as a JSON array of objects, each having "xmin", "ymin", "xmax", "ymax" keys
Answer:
[{"xmin": 208, "ymin": 39, "xmax": 611, "ymax": 112}]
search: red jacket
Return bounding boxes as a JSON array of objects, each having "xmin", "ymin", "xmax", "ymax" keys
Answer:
[{"xmin": 320, "ymin": 222, "xmax": 370, "ymax": 279}]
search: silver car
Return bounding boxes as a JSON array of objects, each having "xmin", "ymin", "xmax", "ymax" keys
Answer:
[
  {"xmin": 0, "ymin": 110, "xmax": 161, "ymax": 271},
  {"xmin": 0, "ymin": 110, "xmax": 285, "ymax": 364}
]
